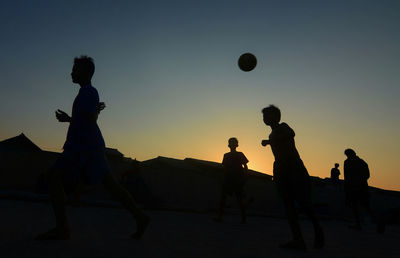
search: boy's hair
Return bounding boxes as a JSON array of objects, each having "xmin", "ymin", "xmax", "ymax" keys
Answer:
[
  {"xmin": 228, "ymin": 137, "xmax": 238, "ymax": 146},
  {"xmin": 74, "ymin": 55, "xmax": 95, "ymax": 78},
  {"xmin": 344, "ymin": 148, "xmax": 356, "ymax": 157},
  {"xmin": 335, "ymin": 163, "xmax": 339, "ymax": 167},
  {"xmin": 261, "ymin": 105, "xmax": 281, "ymax": 122}
]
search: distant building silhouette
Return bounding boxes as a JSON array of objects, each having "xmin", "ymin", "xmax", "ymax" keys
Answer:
[
  {"xmin": 0, "ymin": 133, "xmax": 135, "ymax": 193},
  {"xmin": 1, "ymin": 134, "xmax": 398, "ymax": 231},
  {"xmin": 0, "ymin": 133, "xmax": 41, "ymax": 152}
]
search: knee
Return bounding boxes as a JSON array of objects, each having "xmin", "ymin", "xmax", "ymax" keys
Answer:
[
  {"xmin": 102, "ymin": 173, "xmax": 121, "ymax": 191},
  {"xmin": 47, "ymin": 168, "xmax": 63, "ymax": 185},
  {"xmin": 235, "ymin": 193, "xmax": 243, "ymax": 200}
]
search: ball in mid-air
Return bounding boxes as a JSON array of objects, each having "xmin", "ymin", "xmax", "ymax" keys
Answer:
[{"xmin": 238, "ymin": 53, "xmax": 257, "ymax": 72}]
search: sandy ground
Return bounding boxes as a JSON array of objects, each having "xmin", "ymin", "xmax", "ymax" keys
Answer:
[{"xmin": 0, "ymin": 199, "xmax": 399, "ymax": 258}]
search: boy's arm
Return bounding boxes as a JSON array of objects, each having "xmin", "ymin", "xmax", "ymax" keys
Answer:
[
  {"xmin": 262, "ymin": 124, "xmax": 295, "ymax": 147},
  {"xmin": 97, "ymin": 102, "xmax": 105, "ymax": 114},
  {"xmin": 221, "ymin": 154, "xmax": 227, "ymax": 175},
  {"xmin": 262, "ymin": 133, "xmax": 292, "ymax": 147},
  {"xmin": 261, "ymin": 139, "xmax": 270, "ymax": 146},
  {"xmin": 242, "ymin": 153, "xmax": 249, "ymax": 175},
  {"xmin": 363, "ymin": 161, "xmax": 370, "ymax": 180},
  {"xmin": 80, "ymin": 91, "xmax": 103, "ymax": 123},
  {"xmin": 55, "ymin": 109, "xmax": 71, "ymax": 123}
]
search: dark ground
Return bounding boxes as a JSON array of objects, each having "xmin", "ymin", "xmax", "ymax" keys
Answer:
[{"xmin": 0, "ymin": 199, "xmax": 399, "ymax": 258}]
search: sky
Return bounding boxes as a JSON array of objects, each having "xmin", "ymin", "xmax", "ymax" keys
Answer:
[{"xmin": 0, "ymin": 0, "xmax": 399, "ymax": 191}]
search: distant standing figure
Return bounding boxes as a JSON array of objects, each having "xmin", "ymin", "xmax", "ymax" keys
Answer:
[
  {"xmin": 330, "ymin": 163, "xmax": 340, "ymax": 183},
  {"xmin": 35, "ymin": 56, "xmax": 150, "ymax": 240},
  {"xmin": 215, "ymin": 137, "xmax": 249, "ymax": 224},
  {"xmin": 261, "ymin": 105, "xmax": 324, "ymax": 250},
  {"xmin": 344, "ymin": 148, "xmax": 381, "ymax": 231}
]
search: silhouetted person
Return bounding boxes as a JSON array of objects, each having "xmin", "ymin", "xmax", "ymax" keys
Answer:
[
  {"xmin": 215, "ymin": 137, "xmax": 248, "ymax": 223},
  {"xmin": 330, "ymin": 163, "xmax": 340, "ymax": 183},
  {"xmin": 36, "ymin": 56, "xmax": 150, "ymax": 240},
  {"xmin": 344, "ymin": 148, "xmax": 381, "ymax": 231},
  {"xmin": 261, "ymin": 105, "xmax": 324, "ymax": 250}
]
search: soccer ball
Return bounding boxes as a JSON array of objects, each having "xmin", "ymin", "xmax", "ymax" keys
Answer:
[{"xmin": 238, "ymin": 53, "xmax": 257, "ymax": 72}]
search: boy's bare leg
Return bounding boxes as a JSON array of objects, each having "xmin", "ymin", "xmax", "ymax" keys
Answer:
[
  {"xmin": 235, "ymin": 192, "xmax": 247, "ymax": 224},
  {"xmin": 35, "ymin": 169, "xmax": 71, "ymax": 240},
  {"xmin": 284, "ymin": 198, "xmax": 303, "ymax": 240},
  {"xmin": 71, "ymin": 181, "xmax": 85, "ymax": 206},
  {"xmin": 349, "ymin": 203, "xmax": 362, "ymax": 229},
  {"xmin": 279, "ymin": 196, "xmax": 307, "ymax": 250},
  {"xmin": 302, "ymin": 203, "xmax": 324, "ymax": 249},
  {"xmin": 363, "ymin": 202, "xmax": 385, "ymax": 233},
  {"xmin": 101, "ymin": 173, "xmax": 150, "ymax": 239},
  {"xmin": 214, "ymin": 192, "xmax": 227, "ymax": 222}
]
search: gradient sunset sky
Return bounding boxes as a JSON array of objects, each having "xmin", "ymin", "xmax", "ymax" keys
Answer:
[{"xmin": 0, "ymin": 0, "xmax": 399, "ymax": 191}]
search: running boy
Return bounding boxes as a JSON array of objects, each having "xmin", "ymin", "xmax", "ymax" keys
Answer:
[
  {"xmin": 261, "ymin": 105, "xmax": 324, "ymax": 250},
  {"xmin": 36, "ymin": 56, "xmax": 150, "ymax": 240}
]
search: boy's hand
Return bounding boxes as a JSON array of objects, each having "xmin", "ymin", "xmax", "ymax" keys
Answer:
[
  {"xmin": 97, "ymin": 102, "xmax": 106, "ymax": 114},
  {"xmin": 261, "ymin": 140, "xmax": 269, "ymax": 146},
  {"xmin": 55, "ymin": 109, "xmax": 71, "ymax": 122}
]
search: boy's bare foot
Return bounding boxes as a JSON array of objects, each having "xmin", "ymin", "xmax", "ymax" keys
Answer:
[
  {"xmin": 35, "ymin": 227, "xmax": 71, "ymax": 240},
  {"xmin": 279, "ymin": 239, "xmax": 307, "ymax": 251},
  {"xmin": 131, "ymin": 214, "xmax": 150, "ymax": 239},
  {"xmin": 348, "ymin": 224, "xmax": 362, "ymax": 230},
  {"xmin": 213, "ymin": 217, "xmax": 223, "ymax": 222},
  {"xmin": 377, "ymin": 220, "xmax": 386, "ymax": 234},
  {"xmin": 246, "ymin": 196, "xmax": 255, "ymax": 205},
  {"xmin": 314, "ymin": 226, "xmax": 324, "ymax": 249},
  {"xmin": 70, "ymin": 200, "xmax": 83, "ymax": 207}
]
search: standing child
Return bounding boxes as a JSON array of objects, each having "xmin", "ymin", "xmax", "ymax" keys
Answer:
[
  {"xmin": 215, "ymin": 137, "xmax": 249, "ymax": 223},
  {"xmin": 330, "ymin": 163, "xmax": 341, "ymax": 183},
  {"xmin": 261, "ymin": 105, "xmax": 324, "ymax": 250}
]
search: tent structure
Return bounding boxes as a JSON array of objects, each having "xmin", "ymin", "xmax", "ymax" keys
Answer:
[
  {"xmin": 1, "ymin": 133, "xmax": 399, "ymax": 218},
  {"xmin": 0, "ymin": 133, "xmax": 41, "ymax": 152}
]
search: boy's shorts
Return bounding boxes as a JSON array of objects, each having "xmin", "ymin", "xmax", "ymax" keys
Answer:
[
  {"xmin": 273, "ymin": 158, "xmax": 311, "ymax": 205},
  {"xmin": 223, "ymin": 175, "xmax": 245, "ymax": 196},
  {"xmin": 52, "ymin": 149, "xmax": 111, "ymax": 186},
  {"xmin": 346, "ymin": 184, "xmax": 370, "ymax": 206}
]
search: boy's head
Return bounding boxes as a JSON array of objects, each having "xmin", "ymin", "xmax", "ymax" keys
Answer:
[
  {"xmin": 334, "ymin": 163, "xmax": 339, "ymax": 168},
  {"xmin": 261, "ymin": 105, "xmax": 281, "ymax": 126},
  {"xmin": 71, "ymin": 55, "xmax": 95, "ymax": 84},
  {"xmin": 344, "ymin": 148, "xmax": 356, "ymax": 158},
  {"xmin": 228, "ymin": 137, "xmax": 238, "ymax": 149}
]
